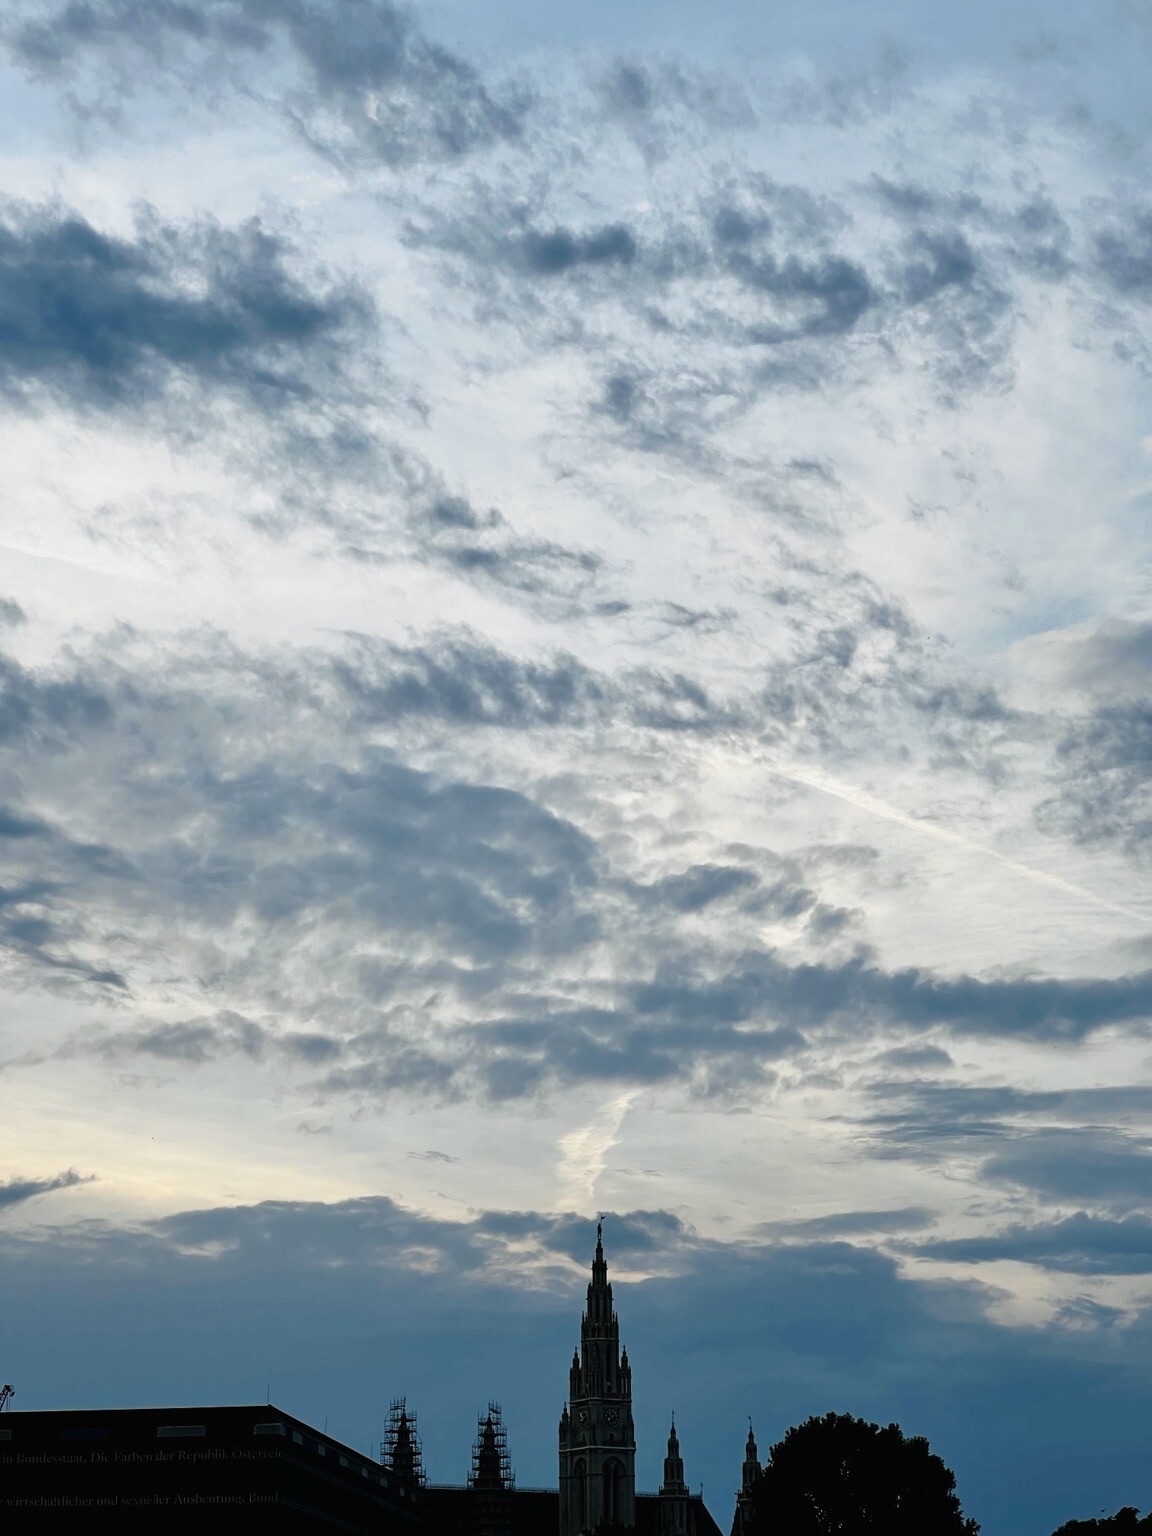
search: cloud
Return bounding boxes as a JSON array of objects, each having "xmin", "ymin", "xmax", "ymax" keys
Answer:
[
  {"xmin": 981, "ymin": 1129, "xmax": 1152, "ymax": 1211},
  {"xmin": 1038, "ymin": 701, "xmax": 1152, "ymax": 860},
  {"xmin": 333, "ymin": 635, "xmax": 610, "ymax": 729},
  {"xmin": 858, "ymin": 1083, "xmax": 1152, "ymax": 1171},
  {"xmin": 50, "ymin": 1010, "xmax": 341, "ymax": 1066},
  {"xmin": 516, "ymin": 223, "xmax": 638, "ymax": 277},
  {"xmin": 757, "ymin": 1207, "xmax": 937, "ymax": 1240},
  {"xmin": 0, "ymin": 1168, "xmax": 94, "ymax": 1210},
  {"xmin": 627, "ymin": 953, "xmax": 1152, "ymax": 1045},
  {"xmin": 913, "ymin": 1211, "xmax": 1152, "ymax": 1275},
  {"xmin": 633, "ymin": 863, "xmax": 762, "ymax": 913},
  {"xmin": 556, "ymin": 1092, "xmax": 637, "ymax": 1210},
  {"xmin": 0, "ymin": 616, "xmax": 1147, "ymax": 1117},
  {"xmin": 727, "ymin": 247, "xmax": 876, "ymax": 342},
  {"xmin": 1095, "ymin": 209, "xmax": 1152, "ymax": 297},
  {"xmin": 1056, "ymin": 622, "xmax": 1152, "ymax": 699},
  {"xmin": 1, "ymin": 0, "xmax": 526, "ymax": 166},
  {"xmin": 0, "ymin": 200, "xmax": 372, "ymax": 414},
  {"xmin": 872, "ymin": 1043, "xmax": 954, "ymax": 1071}
]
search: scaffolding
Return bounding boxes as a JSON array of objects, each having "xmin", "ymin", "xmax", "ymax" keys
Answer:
[
  {"xmin": 381, "ymin": 1397, "xmax": 426, "ymax": 1487},
  {"xmin": 469, "ymin": 1402, "xmax": 513, "ymax": 1536},
  {"xmin": 469, "ymin": 1402, "xmax": 513, "ymax": 1491}
]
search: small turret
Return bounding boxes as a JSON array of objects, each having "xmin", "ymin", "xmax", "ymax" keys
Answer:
[
  {"xmin": 659, "ymin": 1417, "xmax": 693, "ymax": 1536},
  {"xmin": 730, "ymin": 1420, "xmax": 761, "ymax": 1536},
  {"xmin": 742, "ymin": 1423, "xmax": 760, "ymax": 1492},
  {"xmin": 661, "ymin": 1419, "xmax": 689, "ymax": 1497}
]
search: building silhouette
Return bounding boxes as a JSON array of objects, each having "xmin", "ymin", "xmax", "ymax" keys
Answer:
[
  {"xmin": 559, "ymin": 1221, "xmax": 637, "ymax": 1535},
  {"xmin": 729, "ymin": 1424, "xmax": 761, "ymax": 1536},
  {"xmin": 1, "ymin": 1226, "xmax": 737, "ymax": 1533}
]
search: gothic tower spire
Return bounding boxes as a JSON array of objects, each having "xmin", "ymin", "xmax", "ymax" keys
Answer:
[
  {"xmin": 729, "ymin": 1421, "xmax": 761, "ymax": 1536},
  {"xmin": 559, "ymin": 1221, "xmax": 636, "ymax": 1534},
  {"xmin": 659, "ymin": 1419, "xmax": 692, "ymax": 1536}
]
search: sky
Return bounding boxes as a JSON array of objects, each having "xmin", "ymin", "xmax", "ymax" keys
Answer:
[{"xmin": 1, "ymin": 1, "xmax": 1152, "ymax": 1532}]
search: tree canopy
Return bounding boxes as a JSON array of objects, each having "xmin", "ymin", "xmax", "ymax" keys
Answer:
[
  {"xmin": 748, "ymin": 1410, "xmax": 979, "ymax": 1536},
  {"xmin": 1053, "ymin": 1513, "xmax": 1152, "ymax": 1534}
]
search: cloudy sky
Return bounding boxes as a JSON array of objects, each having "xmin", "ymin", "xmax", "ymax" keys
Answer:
[{"xmin": 2, "ymin": 0, "xmax": 1152, "ymax": 1530}]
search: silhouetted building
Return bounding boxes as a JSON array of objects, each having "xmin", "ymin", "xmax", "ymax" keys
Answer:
[
  {"xmin": 0, "ymin": 1403, "xmax": 422, "ymax": 1532},
  {"xmin": 1, "ymin": 1228, "xmax": 734, "ymax": 1535},
  {"xmin": 426, "ymin": 1224, "xmax": 721, "ymax": 1536},
  {"xmin": 658, "ymin": 1421, "xmax": 691, "ymax": 1536},
  {"xmin": 729, "ymin": 1424, "xmax": 761, "ymax": 1536},
  {"xmin": 560, "ymin": 1221, "xmax": 637, "ymax": 1536}
]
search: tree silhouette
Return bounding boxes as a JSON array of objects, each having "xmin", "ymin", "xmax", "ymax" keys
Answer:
[
  {"xmin": 747, "ymin": 1411, "xmax": 979, "ymax": 1535},
  {"xmin": 1053, "ymin": 1512, "xmax": 1152, "ymax": 1534}
]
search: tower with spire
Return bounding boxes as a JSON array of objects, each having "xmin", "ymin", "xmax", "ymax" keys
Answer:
[
  {"xmin": 729, "ymin": 1422, "xmax": 761, "ymax": 1536},
  {"xmin": 470, "ymin": 1402, "xmax": 513, "ymax": 1536},
  {"xmin": 558, "ymin": 1221, "xmax": 637, "ymax": 1535},
  {"xmin": 382, "ymin": 1397, "xmax": 425, "ymax": 1489},
  {"xmin": 658, "ymin": 1419, "xmax": 692, "ymax": 1536}
]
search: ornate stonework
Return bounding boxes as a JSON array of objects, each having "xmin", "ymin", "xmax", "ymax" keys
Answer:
[{"xmin": 558, "ymin": 1223, "xmax": 637, "ymax": 1536}]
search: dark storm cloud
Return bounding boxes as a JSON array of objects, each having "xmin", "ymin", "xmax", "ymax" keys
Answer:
[
  {"xmin": 913, "ymin": 1211, "xmax": 1152, "ymax": 1275},
  {"xmin": 0, "ymin": 596, "xmax": 26, "ymax": 627},
  {"xmin": 1, "ymin": 0, "xmax": 525, "ymax": 166},
  {"xmin": 0, "ymin": 1167, "xmax": 94, "ymax": 1211},
  {"xmin": 0, "ymin": 201, "xmax": 371, "ymax": 411}
]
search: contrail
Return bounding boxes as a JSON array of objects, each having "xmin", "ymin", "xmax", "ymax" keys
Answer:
[
  {"xmin": 757, "ymin": 755, "xmax": 1149, "ymax": 928},
  {"xmin": 555, "ymin": 1091, "xmax": 637, "ymax": 1213}
]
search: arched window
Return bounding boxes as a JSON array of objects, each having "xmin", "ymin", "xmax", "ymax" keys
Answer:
[
  {"xmin": 603, "ymin": 1458, "xmax": 624, "ymax": 1525},
  {"xmin": 574, "ymin": 1459, "xmax": 587, "ymax": 1532}
]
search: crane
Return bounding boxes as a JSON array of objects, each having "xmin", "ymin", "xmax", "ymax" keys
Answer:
[{"xmin": 0, "ymin": 1385, "xmax": 13, "ymax": 1412}]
